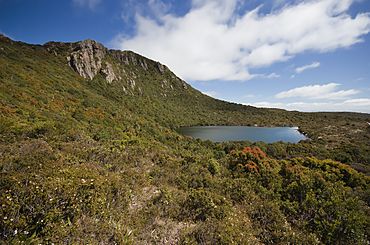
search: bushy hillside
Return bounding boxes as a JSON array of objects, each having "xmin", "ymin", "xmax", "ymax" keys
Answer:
[{"xmin": 0, "ymin": 35, "xmax": 369, "ymax": 244}]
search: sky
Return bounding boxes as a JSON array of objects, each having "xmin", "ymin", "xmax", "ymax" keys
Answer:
[{"xmin": 1, "ymin": 0, "xmax": 370, "ymax": 113}]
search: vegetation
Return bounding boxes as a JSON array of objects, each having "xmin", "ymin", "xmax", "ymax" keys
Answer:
[{"xmin": 0, "ymin": 35, "xmax": 369, "ymax": 244}]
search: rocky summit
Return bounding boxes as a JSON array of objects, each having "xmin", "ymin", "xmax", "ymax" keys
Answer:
[
  {"xmin": 66, "ymin": 40, "xmax": 108, "ymax": 81},
  {"xmin": 40, "ymin": 37, "xmax": 192, "ymax": 102},
  {"xmin": 44, "ymin": 38, "xmax": 180, "ymax": 87}
]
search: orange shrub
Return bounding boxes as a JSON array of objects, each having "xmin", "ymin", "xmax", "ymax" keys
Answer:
[
  {"xmin": 229, "ymin": 146, "xmax": 268, "ymax": 174},
  {"xmin": 242, "ymin": 146, "xmax": 267, "ymax": 160}
]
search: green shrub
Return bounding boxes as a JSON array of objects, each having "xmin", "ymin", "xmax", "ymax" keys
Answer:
[
  {"xmin": 207, "ymin": 158, "xmax": 220, "ymax": 175},
  {"xmin": 182, "ymin": 189, "xmax": 230, "ymax": 221}
]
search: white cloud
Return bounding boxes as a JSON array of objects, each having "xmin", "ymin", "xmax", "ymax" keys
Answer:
[
  {"xmin": 275, "ymin": 83, "xmax": 359, "ymax": 100},
  {"xmin": 113, "ymin": 0, "xmax": 370, "ymax": 81},
  {"xmin": 295, "ymin": 61, "xmax": 320, "ymax": 73},
  {"xmin": 343, "ymin": 98, "xmax": 370, "ymax": 107},
  {"xmin": 248, "ymin": 98, "xmax": 370, "ymax": 113},
  {"xmin": 258, "ymin": 72, "xmax": 281, "ymax": 79},
  {"xmin": 148, "ymin": 0, "xmax": 171, "ymax": 17},
  {"xmin": 73, "ymin": 0, "xmax": 101, "ymax": 10},
  {"xmin": 267, "ymin": 73, "xmax": 280, "ymax": 79},
  {"xmin": 255, "ymin": 82, "xmax": 368, "ymax": 112}
]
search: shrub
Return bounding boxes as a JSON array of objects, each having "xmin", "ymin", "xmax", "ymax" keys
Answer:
[
  {"xmin": 182, "ymin": 189, "xmax": 230, "ymax": 221},
  {"xmin": 207, "ymin": 159, "xmax": 220, "ymax": 175}
]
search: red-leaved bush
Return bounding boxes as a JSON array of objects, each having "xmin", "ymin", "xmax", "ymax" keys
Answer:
[{"xmin": 229, "ymin": 146, "xmax": 267, "ymax": 174}]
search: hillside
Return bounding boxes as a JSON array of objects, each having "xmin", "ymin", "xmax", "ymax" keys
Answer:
[{"xmin": 0, "ymin": 35, "xmax": 369, "ymax": 244}]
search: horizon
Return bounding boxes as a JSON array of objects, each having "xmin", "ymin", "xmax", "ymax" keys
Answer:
[{"xmin": 1, "ymin": 0, "xmax": 370, "ymax": 113}]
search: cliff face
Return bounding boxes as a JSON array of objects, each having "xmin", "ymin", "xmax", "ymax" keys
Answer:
[
  {"xmin": 43, "ymin": 39, "xmax": 189, "ymax": 93},
  {"xmin": 67, "ymin": 40, "xmax": 107, "ymax": 81}
]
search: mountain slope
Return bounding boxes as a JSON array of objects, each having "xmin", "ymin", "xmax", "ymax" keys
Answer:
[
  {"xmin": 0, "ymin": 35, "xmax": 369, "ymax": 244},
  {"xmin": 1, "ymin": 34, "xmax": 369, "ymax": 164}
]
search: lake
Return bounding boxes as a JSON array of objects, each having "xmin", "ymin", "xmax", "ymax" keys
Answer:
[{"xmin": 177, "ymin": 126, "xmax": 307, "ymax": 143}]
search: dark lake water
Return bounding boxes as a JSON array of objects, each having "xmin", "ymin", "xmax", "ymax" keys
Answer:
[{"xmin": 177, "ymin": 126, "xmax": 307, "ymax": 143}]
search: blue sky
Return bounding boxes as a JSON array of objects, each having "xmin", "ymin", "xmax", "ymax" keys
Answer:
[{"xmin": 1, "ymin": 0, "xmax": 370, "ymax": 113}]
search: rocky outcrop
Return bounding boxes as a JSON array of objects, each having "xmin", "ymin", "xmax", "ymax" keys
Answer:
[
  {"xmin": 100, "ymin": 62, "xmax": 118, "ymax": 84},
  {"xmin": 65, "ymin": 40, "xmax": 122, "ymax": 84},
  {"xmin": 43, "ymin": 38, "xmax": 190, "ymax": 93},
  {"xmin": 157, "ymin": 63, "xmax": 167, "ymax": 74},
  {"xmin": 110, "ymin": 50, "xmax": 149, "ymax": 71},
  {"xmin": 67, "ymin": 40, "xmax": 107, "ymax": 80}
]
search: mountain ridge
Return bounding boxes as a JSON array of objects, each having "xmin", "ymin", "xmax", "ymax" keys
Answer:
[
  {"xmin": 1, "ymin": 35, "xmax": 369, "ymax": 141},
  {"xmin": 2, "ymin": 33, "xmax": 369, "ymax": 115},
  {"xmin": 43, "ymin": 38, "xmax": 178, "ymax": 85}
]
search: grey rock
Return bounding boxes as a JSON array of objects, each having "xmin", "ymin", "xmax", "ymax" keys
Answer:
[
  {"xmin": 157, "ymin": 63, "xmax": 167, "ymax": 74},
  {"xmin": 68, "ymin": 40, "xmax": 107, "ymax": 80},
  {"xmin": 45, "ymin": 39, "xmax": 191, "ymax": 92},
  {"xmin": 140, "ymin": 60, "xmax": 148, "ymax": 70},
  {"xmin": 110, "ymin": 50, "xmax": 131, "ymax": 65},
  {"xmin": 101, "ymin": 62, "xmax": 118, "ymax": 83},
  {"xmin": 110, "ymin": 50, "xmax": 147, "ymax": 70}
]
